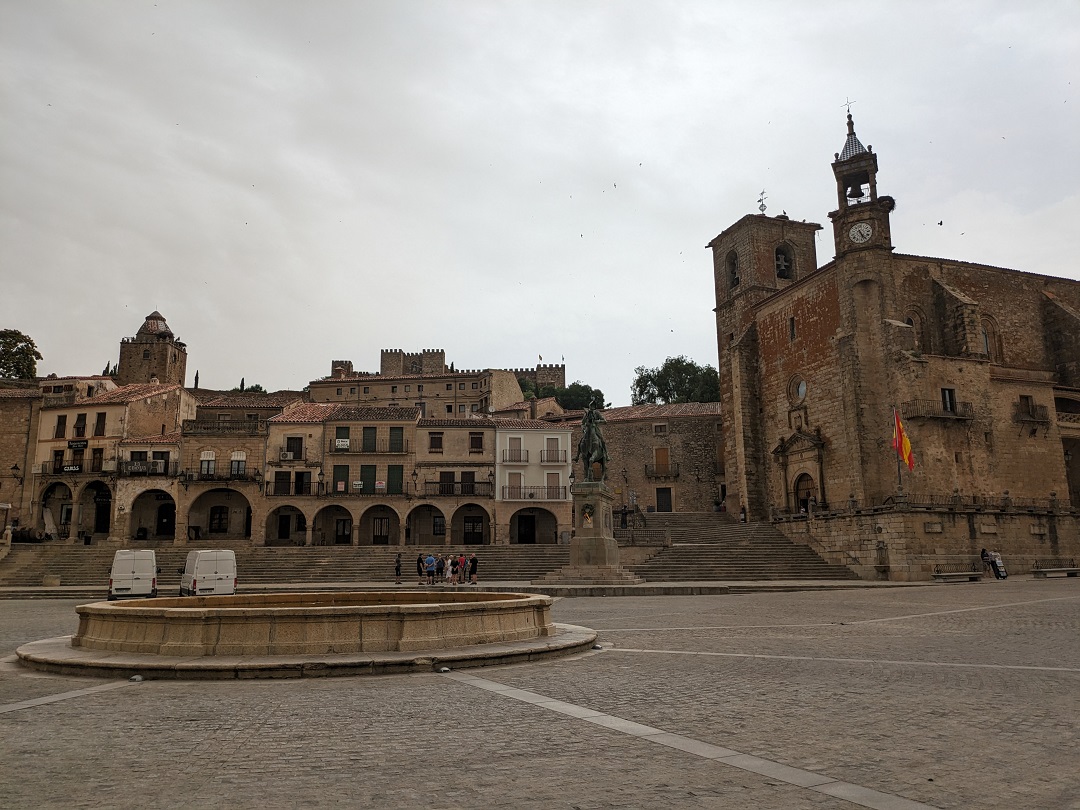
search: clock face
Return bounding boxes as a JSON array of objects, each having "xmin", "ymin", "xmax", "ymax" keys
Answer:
[{"xmin": 849, "ymin": 222, "xmax": 873, "ymax": 244}]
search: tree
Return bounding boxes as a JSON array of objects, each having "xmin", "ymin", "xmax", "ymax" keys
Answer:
[
  {"xmin": 632, "ymin": 355, "xmax": 720, "ymax": 405},
  {"xmin": 229, "ymin": 380, "xmax": 266, "ymax": 393},
  {"xmin": 0, "ymin": 329, "xmax": 43, "ymax": 379},
  {"xmin": 517, "ymin": 377, "xmax": 607, "ymax": 409}
]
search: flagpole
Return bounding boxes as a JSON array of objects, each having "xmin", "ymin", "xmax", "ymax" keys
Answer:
[{"xmin": 893, "ymin": 408, "xmax": 903, "ymax": 493}]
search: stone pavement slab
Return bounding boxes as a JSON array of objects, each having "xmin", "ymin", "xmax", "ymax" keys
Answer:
[{"xmin": 0, "ymin": 579, "xmax": 1077, "ymax": 808}]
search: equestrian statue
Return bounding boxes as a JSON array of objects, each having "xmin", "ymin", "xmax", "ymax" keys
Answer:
[{"xmin": 574, "ymin": 398, "xmax": 610, "ymax": 482}]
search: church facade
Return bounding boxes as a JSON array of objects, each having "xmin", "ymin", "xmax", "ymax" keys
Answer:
[{"xmin": 712, "ymin": 114, "xmax": 1080, "ymax": 578}]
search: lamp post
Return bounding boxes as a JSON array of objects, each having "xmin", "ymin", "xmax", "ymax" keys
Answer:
[
  {"xmin": 411, "ymin": 469, "xmax": 418, "ymax": 497},
  {"xmin": 317, "ymin": 468, "xmax": 325, "ymax": 496}
]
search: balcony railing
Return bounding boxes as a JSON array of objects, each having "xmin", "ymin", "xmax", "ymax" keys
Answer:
[
  {"xmin": 273, "ymin": 448, "xmax": 309, "ymax": 463},
  {"xmin": 329, "ymin": 439, "xmax": 409, "ymax": 454},
  {"xmin": 422, "ymin": 481, "xmax": 494, "ymax": 497},
  {"xmin": 1013, "ymin": 402, "xmax": 1050, "ymax": 423},
  {"xmin": 183, "ymin": 470, "xmax": 260, "ymax": 483},
  {"xmin": 502, "ymin": 486, "xmax": 567, "ymax": 500},
  {"xmin": 1059, "ymin": 412, "xmax": 1080, "ymax": 425},
  {"xmin": 645, "ymin": 463, "xmax": 680, "ymax": 477},
  {"xmin": 118, "ymin": 460, "xmax": 180, "ymax": 477},
  {"xmin": 540, "ymin": 449, "xmax": 567, "ymax": 463},
  {"xmin": 901, "ymin": 400, "xmax": 974, "ymax": 420},
  {"xmin": 182, "ymin": 419, "xmax": 268, "ymax": 435},
  {"xmin": 40, "ymin": 461, "xmax": 115, "ymax": 475},
  {"xmin": 265, "ymin": 481, "xmax": 317, "ymax": 497},
  {"xmin": 502, "ymin": 449, "xmax": 529, "ymax": 463}
]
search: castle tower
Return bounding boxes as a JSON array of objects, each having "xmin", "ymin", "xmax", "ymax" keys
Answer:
[{"xmin": 116, "ymin": 311, "xmax": 188, "ymax": 387}]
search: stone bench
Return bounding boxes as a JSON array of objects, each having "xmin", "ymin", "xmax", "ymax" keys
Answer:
[
  {"xmin": 1032, "ymin": 558, "xmax": 1079, "ymax": 579},
  {"xmin": 932, "ymin": 563, "xmax": 982, "ymax": 583}
]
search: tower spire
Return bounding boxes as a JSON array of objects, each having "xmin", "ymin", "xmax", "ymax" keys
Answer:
[{"xmin": 837, "ymin": 113, "xmax": 868, "ymax": 162}]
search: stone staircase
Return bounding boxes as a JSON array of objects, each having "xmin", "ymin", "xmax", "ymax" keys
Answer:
[
  {"xmin": 0, "ymin": 542, "xmax": 571, "ymax": 589},
  {"xmin": 627, "ymin": 513, "xmax": 858, "ymax": 581}
]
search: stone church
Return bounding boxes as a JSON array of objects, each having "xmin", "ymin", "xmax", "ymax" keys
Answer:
[{"xmin": 711, "ymin": 114, "xmax": 1080, "ymax": 577}]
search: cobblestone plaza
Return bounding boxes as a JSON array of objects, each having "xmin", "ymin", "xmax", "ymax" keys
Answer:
[{"xmin": 2, "ymin": 581, "xmax": 1078, "ymax": 809}]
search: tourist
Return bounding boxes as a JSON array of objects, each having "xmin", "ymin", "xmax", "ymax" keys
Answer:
[
  {"xmin": 450, "ymin": 555, "xmax": 460, "ymax": 585},
  {"xmin": 981, "ymin": 548, "xmax": 992, "ymax": 577},
  {"xmin": 416, "ymin": 553, "xmax": 425, "ymax": 585},
  {"xmin": 425, "ymin": 552, "xmax": 436, "ymax": 585},
  {"xmin": 435, "ymin": 554, "xmax": 445, "ymax": 582},
  {"xmin": 469, "ymin": 553, "xmax": 478, "ymax": 584},
  {"xmin": 394, "ymin": 553, "xmax": 402, "ymax": 585},
  {"xmin": 445, "ymin": 555, "xmax": 454, "ymax": 585}
]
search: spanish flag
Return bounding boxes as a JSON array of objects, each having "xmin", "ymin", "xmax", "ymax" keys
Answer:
[{"xmin": 892, "ymin": 408, "xmax": 915, "ymax": 471}]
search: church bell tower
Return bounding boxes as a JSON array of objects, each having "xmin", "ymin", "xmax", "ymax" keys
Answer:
[{"xmin": 828, "ymin": 113, "xmax": 894, "ymax": 258}]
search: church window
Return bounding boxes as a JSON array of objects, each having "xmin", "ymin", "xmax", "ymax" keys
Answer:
[
  {"xmin": 979, "ymin": 318, "xmax": 1000, "ymax": 362},
  {"xmin": 726, "ymin": 251, "xmax": 740, "ymax": 288},
  {"xmin": 142, "ymin": 350, "xmax": 151, "ymax": 359},
  {"xmin": 775, "ymin": 245, "xmax": 794, "ymax": 279},
  {"xmin": 788, "ymin": 376, "xmax": 807, "ymax": 405},
  {"xmin": 789, "ymin": 317, "xmax": 797, "ymax": 342}
]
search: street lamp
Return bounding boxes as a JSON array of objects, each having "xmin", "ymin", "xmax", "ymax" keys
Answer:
[{"xmin": 10, "ymin": 464, "xmax": 22, "ymax": 485}]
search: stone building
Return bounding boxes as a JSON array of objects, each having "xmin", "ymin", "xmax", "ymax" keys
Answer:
[
  {"xmin": 0, "ymin": 386, "xmax": 42, "ymax": 531},
  {"xmin": 492, "ymin": 418, "xmax": 573, "ymax": 544},
  {"xmin": 711, "ymin": 113, "xmax": 1080, "ymax": 576},
  {"xmin": 115, "ymin": 311, "xmax": 187, "ymax": 387}
]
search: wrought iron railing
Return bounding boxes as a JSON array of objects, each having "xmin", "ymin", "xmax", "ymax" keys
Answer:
[
  {"xmin": 501, "ymin": 486, "xmax": 567, "ymax": 500},
  {"xmin": 1013, "ymin": 402, "xmax": 1050, "ymax": 423},
  {"xmin": 540, "ymin": 450, "xmax": 567, "ymax": 463},
  {"xmin": 901, "ymin": 399, "xmax": 974, "ymax": 420},
  {"xmin": 329, "ymin": 439, "xmax": 409, "ymax": 454},
  {"xmin": 118, "ymin": 460, "xmax": 180, "ymax": 477},
  {"xmin": 182, "ymin": 419, "xmax": 268, "ymax": 435},
  {"xmin": 264, "ymin": 481, "xmax": 317, "ymax": 496},
  {"xmin": 645, "ymin": 463, "xmax": 680, "ymax": 477},
  {"xmin": 502, "ymin": 449, "xmax": 529, "ymax": 463},
  {"xmin": 422, "ymin": 481, "xmax": 494, "ymax": 497}
]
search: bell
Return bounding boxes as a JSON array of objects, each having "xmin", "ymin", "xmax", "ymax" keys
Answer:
[{"xmin": 846, "ymin": 182, "xmax": 864, "ymax": 199}]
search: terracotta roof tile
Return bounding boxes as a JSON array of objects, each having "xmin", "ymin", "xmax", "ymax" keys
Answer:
[
  {"xmin": 120, "ymin": 431, "xmax": 182, "ymax": 445},
  {"xmin": 43, "ymin": 383, "xmax": 184, "ymax": 408},
  {"xmin": 600, "ymin": 403, "xmax": 721, "ymax": 421},
  {"xmin": 200, "ymin": 392, "xmax": 306, "ymax": 408},
  {"xmin": 417, "ymin": 418, "xmax": 493, "ymax": 428},
  {"xmin": 490, "ymin": 419, "xmax": 571, "ymax": 430},
  {"xmin": 330, "ymin": 406, "xmax": 421, "ymax": 422},
  {"xmin": 267, "ymin": 403, "xmax": 340, "ymax": 423}
]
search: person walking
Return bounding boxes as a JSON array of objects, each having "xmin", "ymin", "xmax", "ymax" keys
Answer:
[
  {"xmin": 469, "ymin": 553, "xmax": 478, "ymax": 585},
  {"xmin": 394, "ymin": 553, "xmax": 402, "ymax": 585}
]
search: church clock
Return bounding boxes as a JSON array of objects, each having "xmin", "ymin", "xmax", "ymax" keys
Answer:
[{"xmin": 849, "ymin": 222, "xmax": 873, "ymax": 244}]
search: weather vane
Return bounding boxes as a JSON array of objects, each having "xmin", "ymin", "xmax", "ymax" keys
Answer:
[
  {"xmin": 842, "ymin": 97, "xmax": 857, "ymax": 114},
  {"xmin": 757, "ymin": 189, "xmax": 767, "ymax": 214}
]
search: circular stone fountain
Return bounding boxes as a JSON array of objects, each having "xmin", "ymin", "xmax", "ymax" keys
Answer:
[{"xmin": 16, "ymin": 591, "xmax": 597, "ymax": 679}]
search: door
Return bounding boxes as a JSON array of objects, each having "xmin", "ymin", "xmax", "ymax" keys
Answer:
[
  {"xmin": 360, "ymin": 465, "xmax": 377, "ymax": 495},
  {"xmin": 94, "ymin": 496, "xmax": 111, "ymax": 533},
  {"xmin": 654, "ymin": 447, "xmax": 670, "ymax": 476},
  {"xmin": 517, "ymin": 515, "xmax": 536, "ymax": 544},
  {"xmin": 335, "ymin": 518, "xmax": 352, "ymax": 545},
  {"xmin": 656, "ymin": 487, "xmax": 672, "ymax": 513},
  {"xmin": 460, "ymin": 471, "xmax": 475, "ymax": 496},
  {"xmin": 463, "ymin": 517, "xmax": 484, "ymax": 545},
  {"xmin": 155, "ymin": 502, "xmax": 175, "ymax": 536},
  {"xmin": 372, "ymin": 517, "xmax": 390, "ymax": 545},
  {"xmin": 439, "ymin": 471, "xmax": 455, "ymax": 495},
  {"xmin": 277, "ymin": 513, "xmax": 292, "ymax": 541}
]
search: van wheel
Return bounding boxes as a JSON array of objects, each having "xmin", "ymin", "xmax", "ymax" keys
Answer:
[{"xmin": 107, "ymin": 595, "xmax": 116, "ymax": 601}]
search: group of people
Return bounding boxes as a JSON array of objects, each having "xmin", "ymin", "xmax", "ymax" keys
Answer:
[{"xmin": 398, "ymin": 552, "xmax": 478, "ymax": 586}]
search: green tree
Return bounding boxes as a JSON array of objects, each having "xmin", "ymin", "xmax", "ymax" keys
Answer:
[
  {"xmin": 631, "ymin": 356, "xmax": 720, "ymax": 405},
  {"xmin": 516, "ymin": 377, "xmax": 607, "ymax": 409},
  {"xmin": 0, "ymin": 329, "xmax": 43, "ymax": 379},
  {"xmin": 229, "ymin": 380, "xmax": 266, "ymax": 393}
]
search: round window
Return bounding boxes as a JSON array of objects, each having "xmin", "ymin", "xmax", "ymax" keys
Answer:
[{"xmin": 788, "ymin": 376, "xmax": 807, "ymax": 404}]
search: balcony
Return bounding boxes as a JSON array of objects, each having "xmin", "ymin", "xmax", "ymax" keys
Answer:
[
  {"xmin": 502, "ymin": 449, "xmax": 529, "ymax": 463},
  {"xmin": 265, "ymin": 481, "xmax": 317, "ymax": 497},
  {"xmin": 118, "ymin": 460, "xmax": 180, "ymax": 477},
  {"xmin": 502, "ymin": 485, "xmax": 567, "ymax": 500},
  {"xmin": 901, "ymin": 400, "xmax": 974, "ymax": 420},
  {"xmin": 272, "ymin": 448, "xmax": 310, "ymax": 464},
  {"xmin": 540, "ymin": 449, "xmax": 567, "ymax": 463},
  {"xmin": 182, "ymin": 419, "xmax": 268, "ymax": 435},
  {"xmin": 328, "ymin": 438, "xmax": 409, "ymax": 454},
  {"xmin": 40, "ymin": 461, "xmax": 115, "ymax": 476},
  {"xmin": 422, "ymin": 481, "xmax": 494, "ymax": 497},
  {"xmin": 1013, "ymin": 402, "xmax": 1050, "ymax": 423},
  {"xmin": 182, "ymin": 470, "xmax": 260, "ymax": 484},
  {"xmin": 645, "ymin": 463, "xmax": 680, "ymax": 478}
]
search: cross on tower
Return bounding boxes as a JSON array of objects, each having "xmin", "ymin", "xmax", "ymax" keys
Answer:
[
  {"xmin": 757, "ymin": 189, "xmax": 767, "ymax": 214},
  {"xmin": 842, "ymin": 97, "xmax": 857, "ymax": 114}
]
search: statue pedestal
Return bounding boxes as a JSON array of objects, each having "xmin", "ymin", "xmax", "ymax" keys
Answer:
[{"xmin": 534, "ymin": 481, "xmax": 643, "ymax": 586}]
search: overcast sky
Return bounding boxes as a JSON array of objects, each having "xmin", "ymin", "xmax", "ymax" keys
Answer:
[{"xmin": 2, "ymin": 1, "xmax": 1077, "ymax": 404}]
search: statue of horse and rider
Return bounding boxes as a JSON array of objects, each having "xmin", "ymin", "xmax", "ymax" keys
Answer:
[{"xmin": 574, "ymin": 398, "xmax": 609, "ymax": 482}]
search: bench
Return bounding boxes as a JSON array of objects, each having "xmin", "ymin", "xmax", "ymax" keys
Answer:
[
  {"xmin": 932, "ymin": 563, "xmax": 982, "ymax": 583},
  {"xmin": 1032, "ymin": 558, "xmax": 1079, "ymax": 579}
]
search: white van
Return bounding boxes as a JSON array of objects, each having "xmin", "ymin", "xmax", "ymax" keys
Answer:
[
  {"xmin": 108, "ymin": 550, "xmax": 159, "ymax": 600},
  {"xmin": 179, "ymin": 549, "xmax": 237, "ymax": 596}
]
